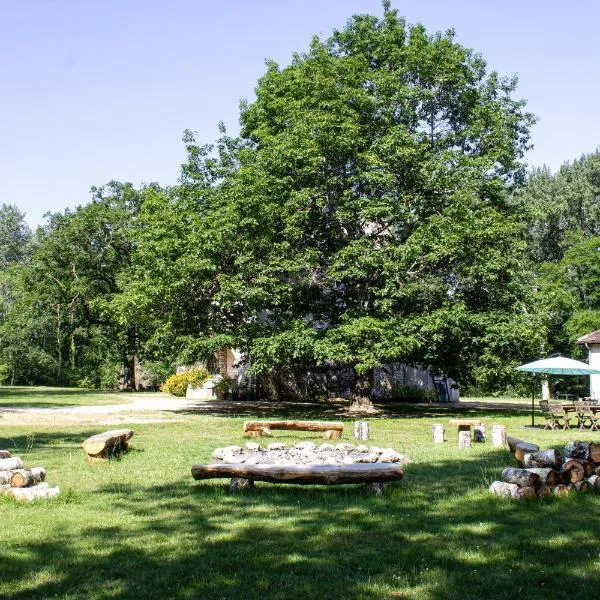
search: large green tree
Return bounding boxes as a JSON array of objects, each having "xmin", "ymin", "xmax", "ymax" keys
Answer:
[{"xmin": 165, "ymin": 6, "xmax": 545, "ymax": 396}]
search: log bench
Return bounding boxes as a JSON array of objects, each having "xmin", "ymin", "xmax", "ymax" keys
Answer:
[
  {"xmin": 243, "ymin": 420, "xmax": 344, "ymax": 439},
  {"xmin": 191, "ymin": 462, "xmax": 404, "ymax": 494},
  {"xmin": 82, "ymin": 429, "xmax": 133, "ymax": 462}
]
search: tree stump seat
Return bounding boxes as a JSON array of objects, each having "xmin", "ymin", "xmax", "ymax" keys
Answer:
[
  {"xmin": 82, "ymin": 429, "xmax": 134, "ymax": 462},
  {"xmin": 191, "ymin": 462, "xmax": 403, "ymax": 494},
  {"xmin": 243, "ymin": 420, "xmax": 344, "ymax": 439}
]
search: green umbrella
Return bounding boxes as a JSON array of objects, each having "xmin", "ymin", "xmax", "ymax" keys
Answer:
[{"xmin": 516, "ymin": 356, "xmax": 600, "ymax": 427}]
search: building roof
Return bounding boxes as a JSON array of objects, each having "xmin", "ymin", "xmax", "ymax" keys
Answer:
[{"xmin": 577, "ymin": 330, "xmax": 600, "ymax": 345}]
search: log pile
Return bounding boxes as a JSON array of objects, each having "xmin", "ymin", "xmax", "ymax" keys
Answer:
[
  {"xmin": 0, "ymin": 450, "xmax": 60, "ymax": 502},
  {"xmin": 490, "ymin": 436, "xmax": 600, "ymax": 499}
]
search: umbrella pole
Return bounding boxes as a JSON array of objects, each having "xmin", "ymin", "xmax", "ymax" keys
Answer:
[{"xmin": 531, "ymin": 374, "xmax": 535, "ymax": 427}]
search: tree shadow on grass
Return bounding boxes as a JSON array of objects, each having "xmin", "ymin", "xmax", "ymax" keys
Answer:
[
  {"xmin": 175, "ymin": 399, "xmax": 533, "ymax": 422},
  {"xmin": 2, "ymin": 450, "xmax": 600, "ymax": 599},
  {"xmin": 0, "ymin": 430, "xmax": 100, "ymax": 454}
]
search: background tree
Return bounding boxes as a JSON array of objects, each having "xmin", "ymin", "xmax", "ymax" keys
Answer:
[
  {"xmin": 517, "ymin": 151, "xmax": 600, "ymax": 360},
  {"xmin": 0, "ymin": 183, "xmax": 141, "ymax": 387}
]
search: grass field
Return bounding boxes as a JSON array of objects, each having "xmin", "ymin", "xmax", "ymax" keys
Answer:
[
  {"xmin": 1, "ymin": 388, "xmax": 600, "ymax": 599},
  {"xmin": 0, "ymin": 386, "xmax": 134, "ymax": 408}
]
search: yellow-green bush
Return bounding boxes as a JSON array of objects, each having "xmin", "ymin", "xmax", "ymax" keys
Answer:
[{"xmin": 160, "ymin": 367, "xmax": 211, "ymax": 397}]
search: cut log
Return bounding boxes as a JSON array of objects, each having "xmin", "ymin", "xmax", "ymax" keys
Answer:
[
  {"xmin": 0, "ymin": 450, "xmax": 11, "ymax": 459},
  {"xmin": 82, "ymin": 429, "xmax": 133, "ymax": 460},
  {"xmin": 10, "ymin": 483, "xmax": 60, "ymax": 502},
  {"xmin": 191, "ymin": 462, "xmax": 404, "ymax": 485},
  {"xmin": 572, "ymin": 480, "xmax": 591, "ymax": 493},
  {"xmin": 501, "ymin": 467, "xmax": 541, "ymax": 487},
  {"xmin": 564, "ymin": 441, "xmax": 590, "ymax": 461},
  {"xmin": 0, "ymin": 457, "xmax": 24, "ymax": 471},
  {"xmin": 536, "ymin": 484, "xmax": 552, "ymax": 498},
  {"xmin": 563, "ymin": 459, "xmax": 586, "ymax": 483},
  {"xmin": 458, "ymin": 430, "xmax": 471, "ymax": 449},
  {"xmin": 354, "ymin": 421, "xmax": 369, "ymax": 441},
  {"xmin": 589, "ymin": 443, "xmax": 600, "ymax": 463},
  {"xmin": 506, "ymin": 436, "xmax": 539, "ymax": 464},
  {"xmin": 432, "ymin": 423, "xmax": 445, "ymax": 444},
  {"xmin": 522, "ymin": 449, "xmax": 562, "ymax": 469},
  {"xmin": 553, "ymin": 484, "xmax": 571, "ymax": 497},
  {"xmin": 473, "ymin": 424, "xmax": 486, "ymax": 443},
  {"xmin": 489, "ymin": 481, "xmax": 536, "ymax": 499},
  {"xmin": 587, "ymin": 474, "xmax": 600, "ymax": 490},
  {"xmin": 243, "ymin": 421, "xmax": 344, "ymax": 439},
  {"xmin": 491, "ymin": 424, "xmax": 506, "ymax": 448},
  {"xmin": 9, "ymin": 467, "xmax": 46, "ymax": 488},
  {"xmin": 525, "ymin": 468, "xmax": 562, "ymax": 486},
  {"xmin": 0, "ymin": 470, "xmax": 14, "ymax": 485}
]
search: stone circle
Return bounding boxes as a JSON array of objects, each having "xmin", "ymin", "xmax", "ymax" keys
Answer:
[{"xmin": 211, "ymin": 441, "xmax": 409, "ymax": 466}]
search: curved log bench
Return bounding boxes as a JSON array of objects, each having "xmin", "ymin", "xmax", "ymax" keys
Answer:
[
  {"xmin": 243, "ymin": 420, "xmax": 344, "ymax": 439},
  {"xmin": 82, "ymin": 429, "xmax": 133, "ymax": 462},
  {"xmin": 191, "ymin": 462, "xmax": 403, "ymax": 494}
]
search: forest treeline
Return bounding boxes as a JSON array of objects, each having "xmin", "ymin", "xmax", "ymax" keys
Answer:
[{"xmin": 1, "ymin": 7, "xmax": 599, "ymax": 395}]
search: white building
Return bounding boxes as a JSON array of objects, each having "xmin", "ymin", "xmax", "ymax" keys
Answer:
[{"xmin": 577, "ymin": 330, "xmax": 600, "ymax": 400}]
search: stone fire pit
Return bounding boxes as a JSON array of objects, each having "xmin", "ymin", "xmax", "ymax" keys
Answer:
[
  {"xmin": 212, "ymin": 441, "xmax": 409, "ymax": 467},
  {"xmin": 192, "ymin": 442, "xmax": 409, "ymax": 494}
]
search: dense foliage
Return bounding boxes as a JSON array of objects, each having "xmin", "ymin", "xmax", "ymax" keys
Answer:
[
  {"xmin": 1, "ymin": 5, "xmax": 597, "ymax": 395},
  {"xmin": 160, "ymin": 367, "xmax": 211, "ymax": 397}
]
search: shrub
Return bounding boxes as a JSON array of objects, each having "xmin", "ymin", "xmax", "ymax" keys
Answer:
[
  {"xmin": 214, "ymin": 375, "xmax": 233, "ymax": 396},
  {"xmin": 390, "ymin": 383, "xmax": 438, "ymax": 403},
  {"xmin": 161, "ymin": 367, "xmax": 210, "ymax": 397}
]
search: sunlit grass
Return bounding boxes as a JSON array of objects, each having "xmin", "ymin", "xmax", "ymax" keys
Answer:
[
  {"xmin": 0, "ymin": 386, "xmax": 136, "ymax": 407},
  {"xmin": 1, "ymin": 392, "xmax": 600, "ymax": 598}
]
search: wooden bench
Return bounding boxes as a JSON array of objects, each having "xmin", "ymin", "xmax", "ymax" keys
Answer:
[
  {"xmin": 191, "ymin": 462, "xmax": 403, "ymax": 494},
  {"xmin": 82, "ymin": 429, "xmax": 133, "ymax": 462},
  {"xmin": 243, "ymin": 420, "xmax": 344, "ymax": 439}
]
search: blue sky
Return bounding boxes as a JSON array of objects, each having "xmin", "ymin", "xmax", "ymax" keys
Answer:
[{"xmin": 2, "ymin": 1, "xmax": 599, "ymax": 227}]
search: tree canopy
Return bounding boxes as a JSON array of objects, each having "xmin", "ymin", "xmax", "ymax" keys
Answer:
[{"xmin": 5, "ymin": 5, "xmax": 597, "ymax": 396}]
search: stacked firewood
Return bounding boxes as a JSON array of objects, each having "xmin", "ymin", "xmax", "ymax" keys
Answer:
[
  {"xmin": 489, "ymin": 436, "xmax": 600, "ymax": 499},
  {"xmin": 0, "ymin": 450, "xmax": 60, "ymax": 502}
]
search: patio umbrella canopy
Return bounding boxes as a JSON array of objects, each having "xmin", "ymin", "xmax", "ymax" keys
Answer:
[
  {"xmin": 516, "ymin": 356, "xmax": 600, "ymax": 427},
  {"xmin": 516, "ymin": 356, "xmax": 600, "ymax": 376}
]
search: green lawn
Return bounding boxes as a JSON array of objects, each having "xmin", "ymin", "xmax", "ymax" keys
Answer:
[
  {"xmin": 1, "ymin": 393, "xmax": 600, "ymax": 599},
  {"xmin": 0, "ymin": 386, "xmax": 135, "ymax": 408}
]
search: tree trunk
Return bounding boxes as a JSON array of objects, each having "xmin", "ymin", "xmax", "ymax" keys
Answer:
[
  {"xmin": 564, "ymin": 441, "xmax": 590, "ymax": 461},
  {"xmin": 506, "ymin": 436, "xmax": 539, "ymax": 464},
  {"xmin": 501, "ymin": 467, "xmax": 541, "ymax": 487},
  {"xmin": 10, "ymin": 467, "xmax": 46, "ymax": 488},
  {"xmin": 191, "ymin": 462, "xmax": 404, "ymax": 485},
  {"xmin": 522, "ymin": 449, "xmax": 562, "ymax": 469},
  {"xmin": 352, "ymin": 369, "xmax": 373, "ymax": 403},
  {"xmin": 432, "ymin": 423, "xmax": 445, "ymax": 444},
  {"xmin": 82, "ymin": 429, "xmax": 133, "ymax": 460},
  {"xmin": 8, "ymin": 483, "xmax": 60, "ymax": 502},
  {"xmin": 524, "ymin": 468, "xmax": 561, "ymax": 486},
  {"xmin": 563, "ymin": 459, "xmax": 586, "ymax": 483},
  {"xmin": 489, "ymin": 481, "xmax": 536, "ymax": 499},
  {"xmin": 354, "ymin": 421, "xmax": 369, "ymax": 440},
  {"xmin": 0, "ymin": 457, "xmax": 24, "ymax": 471},
  {"xmin": 589, "ymin": 443, "xmax": 600, "ymax": 463},
  {"xmin": 458, "ymin": 430, "xmax": 471, "ymax": 449},
  {"xmin": 491, "ymin": 424, "xmax": 506, "ymax": 447}
]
